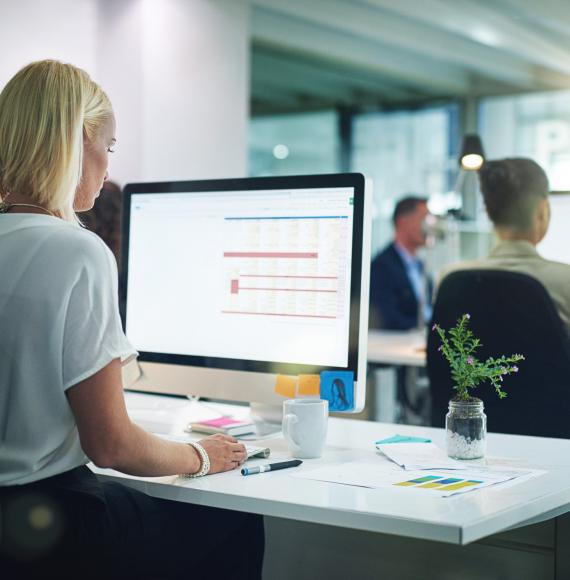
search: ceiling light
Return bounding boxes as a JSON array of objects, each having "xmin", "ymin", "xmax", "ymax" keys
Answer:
[
  {"xmin": 273, "ymin": 144, "xmax": 289, "ymax": 160},
  {"xmin": 459, "ymin": 134, "xmax": 485, "ymax": 170}
]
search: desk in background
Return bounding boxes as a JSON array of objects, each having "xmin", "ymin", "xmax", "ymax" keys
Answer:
[
  {"xmin": 93, "ymin": 392, "xmax": 570, "ymax": 580},
  {"xmin": 367, "ymin": 329, "xmax": 426, "ymax": 423},
  {"xmin": 367, "ymin": 329, "xmax": 426, "ymax": 367}
]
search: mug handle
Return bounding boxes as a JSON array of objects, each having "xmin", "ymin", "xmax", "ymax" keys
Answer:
[{"xmin": 282, "ymin": 413, "xmax": 301, "ymax": 455}]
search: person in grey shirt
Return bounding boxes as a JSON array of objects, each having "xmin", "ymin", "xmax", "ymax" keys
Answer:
[{"xmin": 439, "ymin": 157, "xmax": 570, "ymax": 336}]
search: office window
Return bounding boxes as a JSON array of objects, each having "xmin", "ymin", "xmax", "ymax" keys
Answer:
[
  {"xmin": 249, "ymin": 111, "xmax": 339, "ymax": 176},
  {"xmin": 351, "ymin": 105, "xmax": 458, "ymax": 255},
  {"xmin": 480, "ymin": 90, "xmax": 570, "ymax": 190}
]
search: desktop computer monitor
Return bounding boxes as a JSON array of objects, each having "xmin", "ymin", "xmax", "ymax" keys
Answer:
[{"xmin": 121, "ymin": 173, "xmax": 371, "ymax": 414}]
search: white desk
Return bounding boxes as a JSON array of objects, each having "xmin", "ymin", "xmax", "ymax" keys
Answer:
[{"xmin": 93, "ymin": 392, "xmax": 570, "ymax": 580}]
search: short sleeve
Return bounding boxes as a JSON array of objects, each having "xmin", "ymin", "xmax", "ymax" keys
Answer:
[{"xmin": 62, "ymin": 235, "xmax": 137, "ymax": 390}]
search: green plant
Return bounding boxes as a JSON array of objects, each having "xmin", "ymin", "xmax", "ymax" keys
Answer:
[{"xmin": 432, "ymin": 314, "xmax": 524, "ymax": 401}]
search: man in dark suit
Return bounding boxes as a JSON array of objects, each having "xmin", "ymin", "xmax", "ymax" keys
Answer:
[{"xmin": 370, "ymin": 196, "xmax": 432, "ymax": 330}]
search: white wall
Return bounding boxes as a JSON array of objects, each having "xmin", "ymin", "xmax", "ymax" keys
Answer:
[
  {"xmin": 0, "ymin": 0, "xmax": 249, "ymax": 186},
  {"xmin": 96, "ymin": 0, "xmax": 145, "ymax": 186},
  {"xmin": 138, "ymin": 0, "xmax": 249, "ymax": 182},
  {"xmin": 0, "ymin": 0, "xmax": 98, "ymax": 86}
]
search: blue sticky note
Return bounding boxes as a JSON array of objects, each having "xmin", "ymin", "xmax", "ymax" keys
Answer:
[
  {"xmin": 375, "ymin": 434, "xmax": 432, "ymax": 444},
  {"xmin": 320, "ymin": 371, "xmax": 354, "ymax": 411}
]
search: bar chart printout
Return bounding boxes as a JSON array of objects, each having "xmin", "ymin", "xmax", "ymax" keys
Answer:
[
  {"xmin": 293, "ymin": 462, "xmax": 543, "ymax": 498},
  {"xmin": 222, "ymin": 215, "xmax": 349, "ymax": 321},
  {"xmin": 394, "ymin": 475, "xmax": 483, "ymax": 491}
]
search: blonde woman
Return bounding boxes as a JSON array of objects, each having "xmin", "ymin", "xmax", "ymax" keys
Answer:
[{"xmin": 0, "ymin": 61, "xmax": 264, "ymax": 580}]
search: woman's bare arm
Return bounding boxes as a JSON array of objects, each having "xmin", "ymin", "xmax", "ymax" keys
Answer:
[{"xmin": 66, "ymin": 358, "xmax": 246, "ymax": 476}]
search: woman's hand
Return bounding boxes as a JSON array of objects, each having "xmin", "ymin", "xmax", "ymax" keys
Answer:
[{"xmin": 199, "ymin": 434, "xmax": 247, "ymax": 474}]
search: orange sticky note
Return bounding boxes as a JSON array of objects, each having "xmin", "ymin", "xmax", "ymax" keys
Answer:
[
  {"xmin": 298, "ymin": 374, "xmax": 320, "ymax": 396},
  {"xmin": 275, "ymin": 375, "xmax": 297, "ymax": 398}
]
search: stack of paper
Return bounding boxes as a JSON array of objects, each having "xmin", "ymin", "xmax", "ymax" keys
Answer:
[
  {"xmin": 291, "ymin": 438, "xmax": 546, "ymax": 498},
  {"xmin": 189, "ymin": 417, "xmax": 255, "ymax": 436}
]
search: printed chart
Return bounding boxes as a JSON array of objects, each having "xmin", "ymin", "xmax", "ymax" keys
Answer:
[
  {"xmin": 222, "ymin": 215, "xmax": 349, "ymax": 320},
  {"xmin": 394, "ymin": 474, "xmax": 484, "ymax": 493},
  {"xmin": 293, "ymin": 461, "xmax": 545, "ymax": 498}
]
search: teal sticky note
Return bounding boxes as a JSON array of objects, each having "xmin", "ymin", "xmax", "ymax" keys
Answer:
[
  {"xmin": 320, "ymin": 371, "xmax": 354, "ymax": 411},
  {"xmin": 375, "ymin": 434, "xmax": 431, "ymax": 444}
]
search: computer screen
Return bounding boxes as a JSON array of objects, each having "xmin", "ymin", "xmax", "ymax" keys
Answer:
[
  {"xmin": 121, "ymin": 174, "xmax": 371, "ymax": 412},
  {"xmin": 538, "ymin": 191, "xmax": 570, "ymax": 264}
]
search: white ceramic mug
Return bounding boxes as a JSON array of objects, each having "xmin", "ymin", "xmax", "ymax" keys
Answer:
[{"xmin": 282, "ymin": 398, "xmax": 328, "ymax": 459}]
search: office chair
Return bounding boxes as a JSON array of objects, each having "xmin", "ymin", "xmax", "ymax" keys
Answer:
[{"xmin": 428, "ymin": 269, "xmax": 570, "ymax": 438}]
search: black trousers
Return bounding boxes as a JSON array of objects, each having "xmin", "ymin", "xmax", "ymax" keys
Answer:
[{"xmin": 0, "ymin": 466, "xmax": 264, "ymax": 580}]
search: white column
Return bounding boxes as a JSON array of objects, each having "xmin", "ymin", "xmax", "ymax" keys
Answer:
[
  {"xmin": 1, "ymin": 0, "xmax": 250, "ymax": 187},
  {"xmin": 96, "ymin": 0, "xmax": 145, "ymax": 184},
  {"xmin": 97, "ymin": 0, "xmax": 249, "ymax": 185},
  {"xmin": 0, "ymin": 0, "xmax": 97, "ymax": 87}
]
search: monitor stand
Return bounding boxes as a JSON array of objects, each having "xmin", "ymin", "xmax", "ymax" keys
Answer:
[{"xmin": 241, "ymin": 402, "xmax": 283, "ymax": 440}]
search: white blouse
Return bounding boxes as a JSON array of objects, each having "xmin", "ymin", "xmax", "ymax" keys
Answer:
[{"xmin": 0, "ymin": 214, "xmax": 137, "ymax": 485}]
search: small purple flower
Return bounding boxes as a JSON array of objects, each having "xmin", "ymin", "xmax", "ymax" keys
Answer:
[
  {"xmin": 465, "ymin": 314, "xmax": 471, "ymax": 320},
  {"xmin": 432, "ymin": 323, "xmax": 437, "ymax": 331},
  {"xmin": 466, "ymin": 356, "xmax": 474, "ymax": 365},
  {"xmin": 513, "ymin": 366, "xmax": 519, "ymax": 373}
]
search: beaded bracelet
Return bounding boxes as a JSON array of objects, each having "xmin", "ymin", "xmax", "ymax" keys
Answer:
[{"xmin": 184, "ymin": 441, "xmax": 210, "ymax": 478}]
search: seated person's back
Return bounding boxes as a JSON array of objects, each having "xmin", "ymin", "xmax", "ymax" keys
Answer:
[
  {"xmin": 369, "ymin": 196, "xmax": 432, "ymax": 330},
  {"xmin": 438, "ymin": 157, "xmax": 570, "ymax": 336}
]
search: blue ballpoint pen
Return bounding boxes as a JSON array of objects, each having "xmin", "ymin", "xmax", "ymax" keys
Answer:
[{"xmin": 241, "ymin": 459, "xmax": 302, "ymax": 476}]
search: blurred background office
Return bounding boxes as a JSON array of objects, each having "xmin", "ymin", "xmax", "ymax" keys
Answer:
[
  {"xmin": 246, "ymin": 0, "xmax": 570, "ymax": 274},
  {"xmin": 3, "ymin": 0, "xmax": 570, "ymax": 425},
  {"xmin": 3, "ymin": 0, "xmax": 569, "ymax": 270}
]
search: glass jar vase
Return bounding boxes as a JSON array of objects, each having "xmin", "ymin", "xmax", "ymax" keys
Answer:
[{"xmin": 445, "ymin": 398, "xmax": 486, "ymax": 460}]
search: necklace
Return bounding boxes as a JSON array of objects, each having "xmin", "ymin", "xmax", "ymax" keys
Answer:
[{"xmin": 0, "ymin": 201, "xmax": 56, "ymax": 217}]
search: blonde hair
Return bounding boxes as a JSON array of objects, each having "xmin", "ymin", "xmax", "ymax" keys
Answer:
[{"xmin": 0, "ymin": 60, "xmax": 112, "ymax": 222}]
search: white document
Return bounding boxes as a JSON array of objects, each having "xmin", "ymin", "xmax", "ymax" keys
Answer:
[
  {"xmin": 293, "ymin": 460, "xmax": 546, "ymax": 498},
  {"xmin": 293, "ymin": 460, "xmax": 406, "ymax": 489},
  {"xmin": 376, "ymin": 442, "xmax": 467, "ymax": 470}
]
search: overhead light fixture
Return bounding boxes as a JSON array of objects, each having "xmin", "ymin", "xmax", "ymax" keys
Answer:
[
  {"xmin": 459, "ymin": 134, "xmax": 485, "ymax": 170},
  {"xmin": 273, "ymin": 144, "xmax": 289, "ymax": 160}
]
